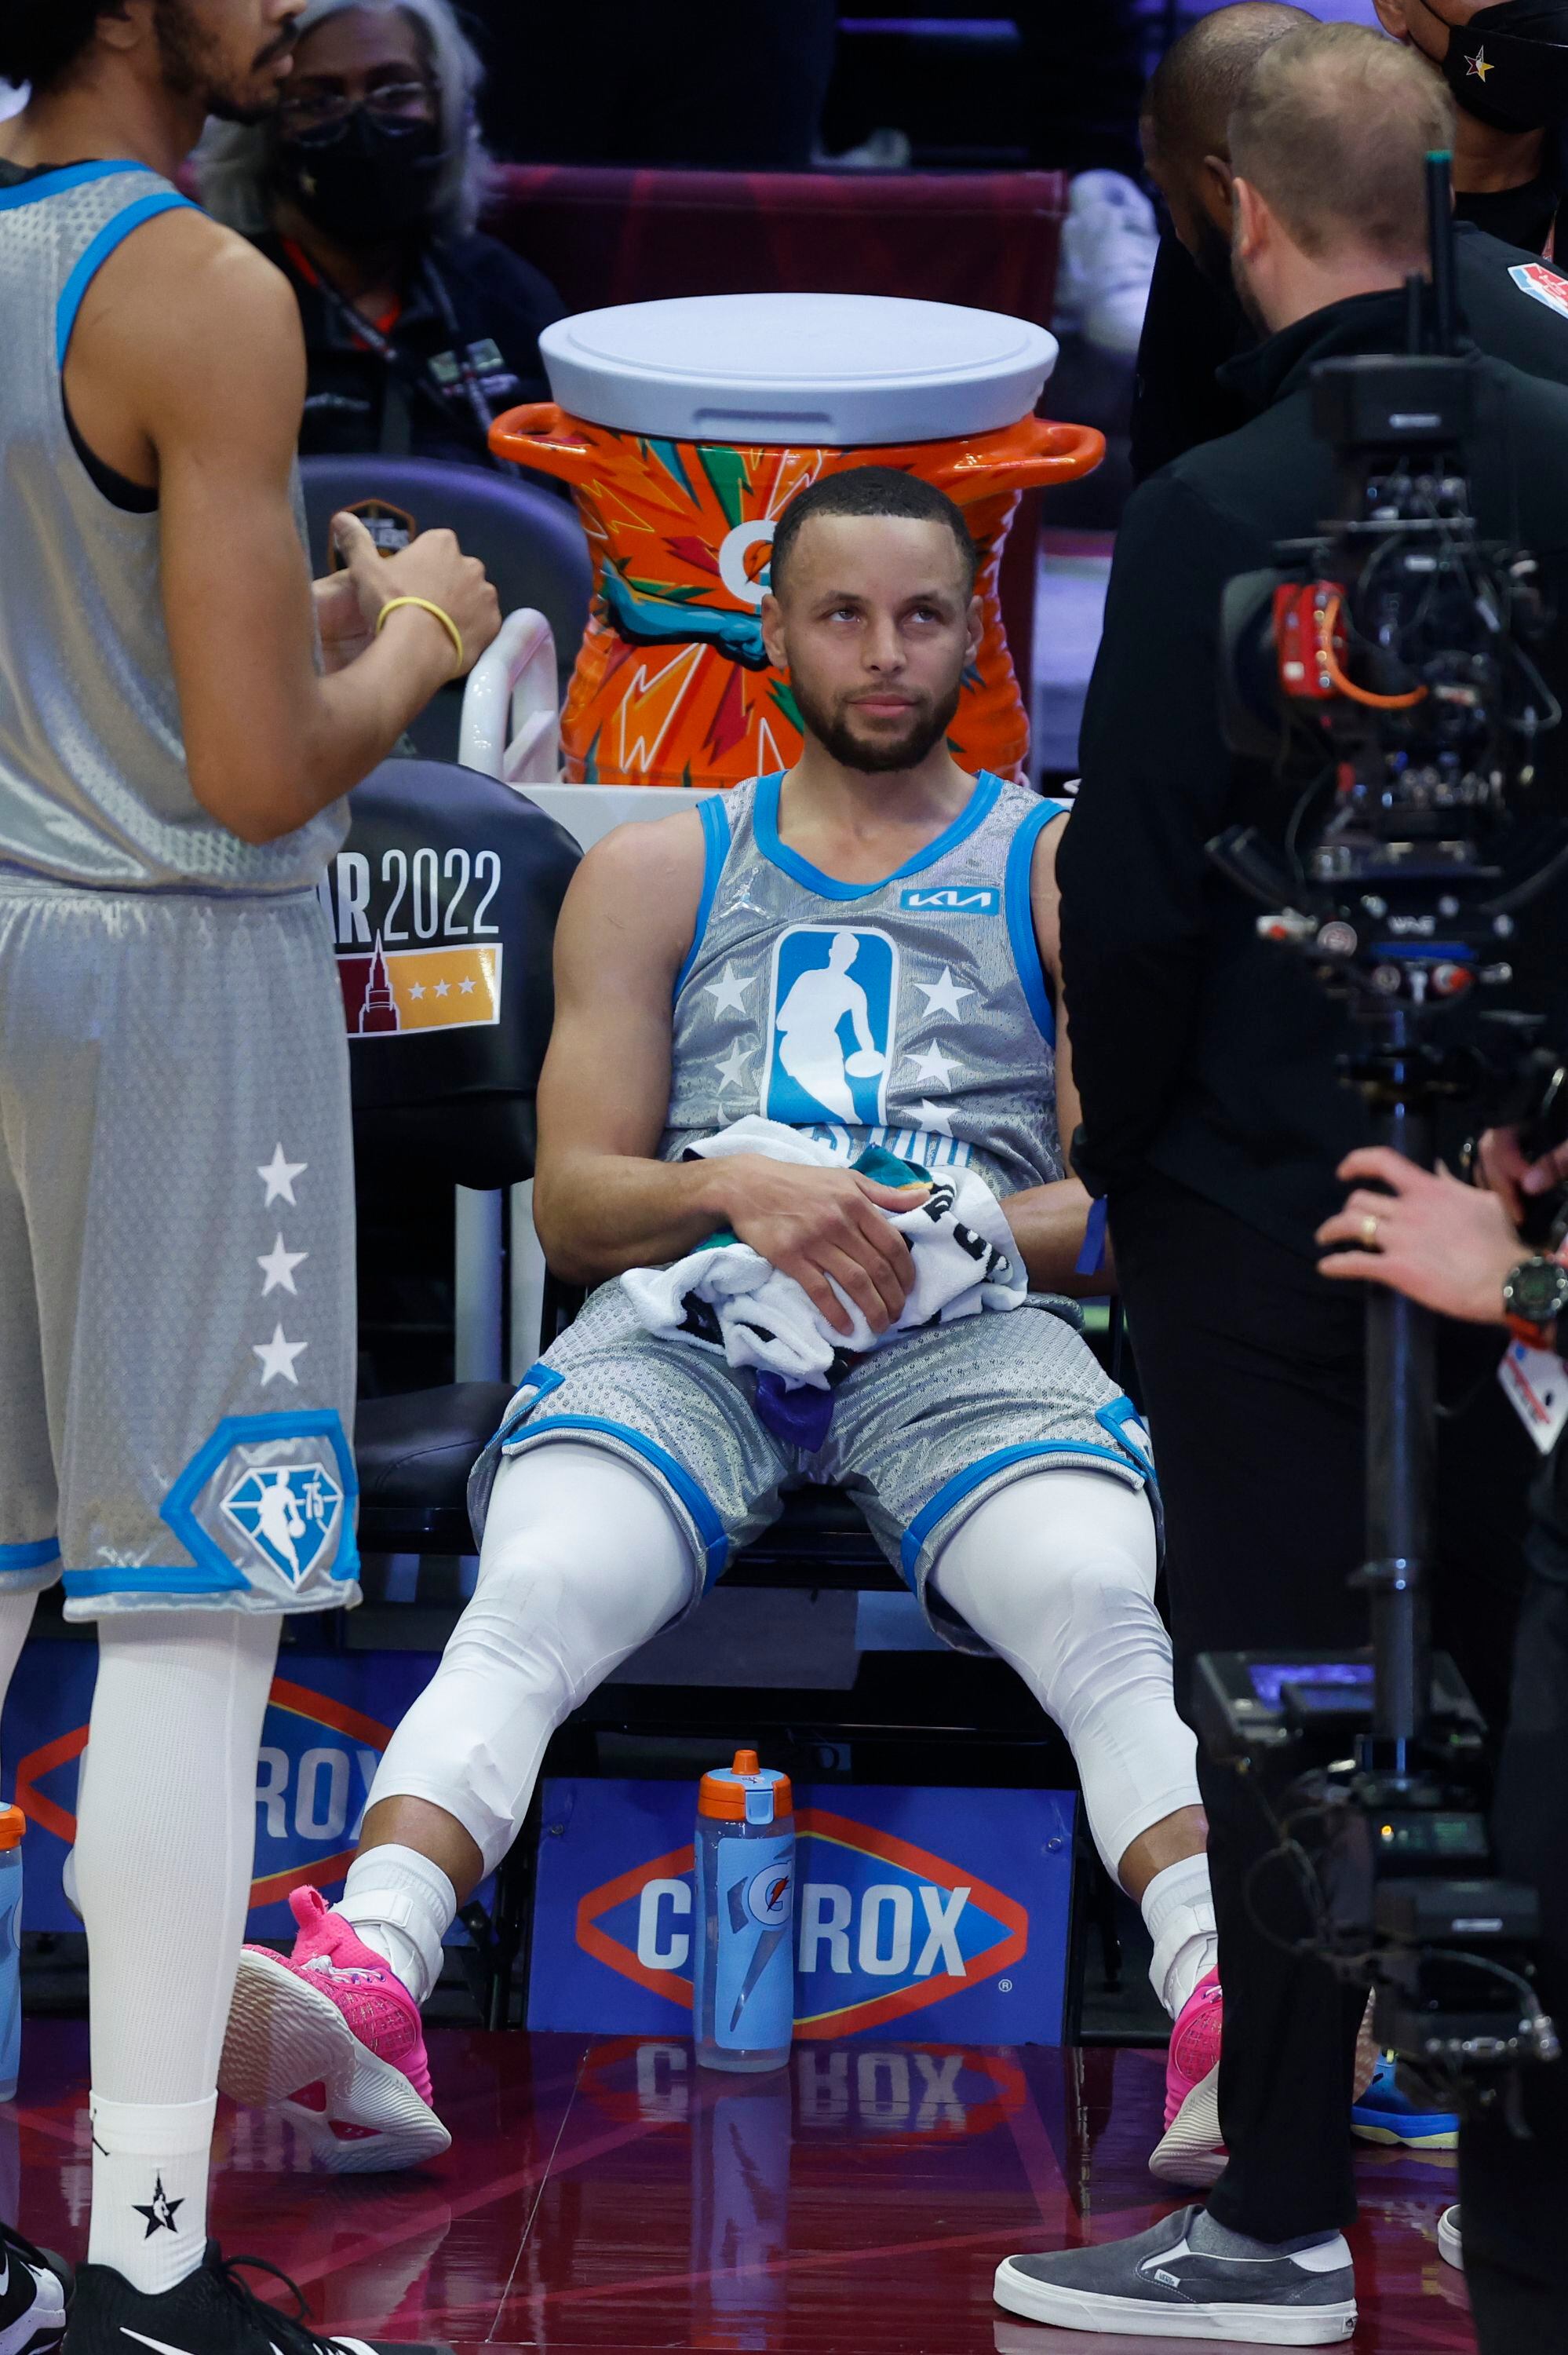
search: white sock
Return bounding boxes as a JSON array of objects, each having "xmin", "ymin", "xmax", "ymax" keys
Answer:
[
  {"xmin": 339, "ymin": 1844, "xmax": 457, "ymax": 2006},
  {"xmin": 88, "ymin": 2093, "xmax": 217, "ymax": 2296},
  {"xmin": 1143, "ymin": 1852, "xmax": 1219, "ymax": 2019},
  {"xmin": 78, "ymin": 1612, "xmax": 281, "ymax": 2292}
]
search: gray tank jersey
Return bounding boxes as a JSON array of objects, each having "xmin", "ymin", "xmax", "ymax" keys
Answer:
[
  {"xmin": 664, "ymin": 770, "xmax": 1068, "ymax": 1197},
  {"xmin": 0, "ymin": 161, "xmax": 345, "ymax": 890}
]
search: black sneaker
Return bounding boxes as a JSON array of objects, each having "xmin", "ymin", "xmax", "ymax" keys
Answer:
[
  {"xmin": 0, "ymin": 2217, "xmax": 70, "ymax": 2353},
  {"xmin": 62, "ymin": 2240, "xmax": 451, "ymax": 2354}
]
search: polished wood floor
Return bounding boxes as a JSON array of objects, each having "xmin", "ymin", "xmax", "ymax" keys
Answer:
[{"xmin": 9, "ymin": 2023, "xmax": 1474, "ymax": 2351}]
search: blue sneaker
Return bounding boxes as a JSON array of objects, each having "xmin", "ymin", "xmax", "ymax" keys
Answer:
[{"xmin": 1350, "ymin": 2056, "xmax": 1459, "ymax": 2149}]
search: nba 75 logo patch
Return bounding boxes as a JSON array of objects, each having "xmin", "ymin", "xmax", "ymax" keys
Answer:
[{"xmin": 222, "ymin": 1462, "xmax": 344, "ymax": 1587}]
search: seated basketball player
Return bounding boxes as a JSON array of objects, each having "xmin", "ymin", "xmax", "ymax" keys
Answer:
[{"xmin": 222, "ymin": 469, "xmax": 1223, "ymax": 2183}]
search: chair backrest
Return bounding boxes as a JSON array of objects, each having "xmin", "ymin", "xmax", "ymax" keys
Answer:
[
  {"xmin": 330, "ymin": 758, "xmax": 581, "ymax": 1188},
  {"xmin": 297, "ymin": 456, "xmax": 593, "ymax": 764}
]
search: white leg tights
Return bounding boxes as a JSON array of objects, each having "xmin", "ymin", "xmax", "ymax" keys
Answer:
[
  {"xmin": 364, "ymin": 1441, "xmax": 696, "ymax": 1885},
  {"xmin": 77, "ymin": 1610, "xmax": 281, "ymax": 2291},
  {"xmin": 931, "ymin": 1470, "xmax": 1214, "ymax": 2013}
]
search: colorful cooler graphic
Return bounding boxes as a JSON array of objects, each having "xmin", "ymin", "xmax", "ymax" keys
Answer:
[{"xmin": 490, "ymin": 292, "xmax": 1104, "ymax": 789}]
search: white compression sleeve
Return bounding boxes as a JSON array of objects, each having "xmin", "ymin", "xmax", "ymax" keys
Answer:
[
  {"xmin": 365, "ymin": 1440, "xmax": 697, "ymax": 1880},
  {"xmin": 930, "ymin": 1470, "xmax": 1203, "ymax": 1882},
  {"xmin": 76, "ymin": 1610, "xmax": 281, "ymax": 2291}
]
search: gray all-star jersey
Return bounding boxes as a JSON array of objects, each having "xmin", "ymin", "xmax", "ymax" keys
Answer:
[
  {"xmin": 664, "ymin": 770, "xmax": 1068, "ymax": 1199},
  {"xmin": 0, "ymin": 161, "xmax": 345, "ymax": 890}
]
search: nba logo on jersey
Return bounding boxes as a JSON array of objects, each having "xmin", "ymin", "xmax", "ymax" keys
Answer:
[
  {"xmin": 222, "ymin": 1463, "xmax": 345, "ymax": 1588},
  {"xmin": 764, "ymin": 926, "xmax": 899, "ymax": 1128}
]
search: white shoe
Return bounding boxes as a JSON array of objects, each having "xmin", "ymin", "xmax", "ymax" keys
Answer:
[
  {"xmin": 1054, "ymin": 169, "xmax": 1159, "ymax": 356},
  {"xmin": 1438, "ymin": 2205, "xmax": 1463, "ymax": 2269}
]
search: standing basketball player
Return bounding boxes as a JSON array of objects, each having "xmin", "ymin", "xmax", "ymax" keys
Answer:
[{"xmin": 0, "ymin": 3, "xmax": 498, "ymax": 2349}]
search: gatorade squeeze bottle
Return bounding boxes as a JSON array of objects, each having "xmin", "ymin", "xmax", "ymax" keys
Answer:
[
  {"xmin": 694, "ymin": 1750, "xmax": 794, "ymax": 2073},
  {"xmin": 0, "ymin": 1808, "xmax": 24, "ymax": 2101}
]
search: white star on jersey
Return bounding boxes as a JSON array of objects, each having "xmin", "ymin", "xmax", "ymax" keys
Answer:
[
  {"xmin": 914, "ymin": 1099, "xmax": 955, "ymax": 1137},
  {"xmin": 713, "ymin": 1038, "xmax": 755, "ymax": 1093},
  {"xmin": 703, "ymin": 961, "xmax": 754, "ymax": 1017},
  {"xmin": 909, "ymin": 1040, "xmax": 961, "ymax": 1090},
  {"xmin": 253, "ymin": 1324, "xmax": 308, "ymax": 1386},
  {"xmin": 257, "ymin": 1234, "xmax": 308, "ymax": 1297},
  {"xmin": 914, "ymin": 966, "xmax": 973, "ymax": 1022},
  {"xmin": 257, "ymin": 1144, "xmax": 306, "ymax": 1207}
]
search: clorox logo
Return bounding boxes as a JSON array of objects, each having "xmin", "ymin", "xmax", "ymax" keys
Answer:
[
  {"xmin": 576, "ymin": 1807, "xmax": 1027, "ymax": 2038},
  {"xmin": 899, "ymin": 887, "xmax": 1001, "ymax": 915},
  {"xmin": 222, "ymin": 1461, "xmax": 344, "ymax": 1586}
]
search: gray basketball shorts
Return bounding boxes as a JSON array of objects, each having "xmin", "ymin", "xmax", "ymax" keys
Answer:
[
  {"xmin": 469, "ymin": 1281, "xmax": 1156, "ymax": 1656},
  {"xmin": 0, "ymin": 873, "xmax": 359, "ymax": 1620}
]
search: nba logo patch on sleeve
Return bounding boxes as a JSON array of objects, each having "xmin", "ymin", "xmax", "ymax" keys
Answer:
[
  {"xmin": 1509, "ymin": 261, "xmax": 1568, "ymax": 322},
  {"xmin": 764, "ymin": 926, "xmax": 899, "ymax": 1128}
]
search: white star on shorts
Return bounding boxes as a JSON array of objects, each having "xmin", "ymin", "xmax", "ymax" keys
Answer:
[
  {"xmin": 253, "ymin": 1323, "xmax": 308, "ymax": 1386},
  {"xmin": 257, "ymin": 1233, "xmax": 309, "ymax": 1297},
  {"xmin": 257, "ymin": 1144, "xmax": 307, "ymax": 1206},
  {"xmin": 914, "ymin": 966, "xmax": 973, "ymax": 1023},
  {"xmin": 703, "ymin": 961, "xmax": 754, "ymax": 1017}
]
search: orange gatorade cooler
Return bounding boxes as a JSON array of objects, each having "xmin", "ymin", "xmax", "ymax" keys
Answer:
[{"xmin": 490, "ymin": 292, "xmax": 1103, "ymax": 789}]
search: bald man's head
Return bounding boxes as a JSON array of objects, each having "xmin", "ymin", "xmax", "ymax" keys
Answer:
[{"xmin": 1143, "ymin": 2, "xmax": 1314, "ymax": 269}]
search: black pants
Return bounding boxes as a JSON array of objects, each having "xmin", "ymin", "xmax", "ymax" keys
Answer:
[
  {"xmin": 1113, "ymin": 1174, "xmax": 1533, "ymax": 2240},
  {"xmin": 1460, "ymin": 1572, "xmax": 1568, "ymax": 2351}
]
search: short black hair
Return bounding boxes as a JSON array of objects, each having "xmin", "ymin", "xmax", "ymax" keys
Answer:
[
  {"xmin": 0, "ymin": 1, "xmax": 106, "ymax": 93},
  {"xmin": 769, "ymin": 466, "xmax": 979, "ymax": 601}
]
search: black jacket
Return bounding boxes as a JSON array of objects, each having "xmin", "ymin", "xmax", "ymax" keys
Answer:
[
  {"xmin": 1132, "ymin": 216, "xmax": 1568, "ymax": 483},
  {"xmin": 1061, "ymin": 292, "xmax": 1568, "ymax": 1255},
  {"xmin": 258, "ymin": 228, "xmax": 562, "ymax": 466}
]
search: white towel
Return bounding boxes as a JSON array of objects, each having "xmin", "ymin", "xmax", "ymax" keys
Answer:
[{"xmin": 621, "ymin": 1116, "xmax": 1026, "ymax": 1390}]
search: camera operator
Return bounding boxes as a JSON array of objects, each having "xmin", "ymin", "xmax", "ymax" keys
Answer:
[
  {"xmin": 1133, "ymin": 1, "xmax": 1568, "ymax": 483},
  {"xmin": 1315, "ymin": 1148, "xmax": 1568, "ymax": 2349},
  {"xmin": 992, "ymin": 24, "xmax": 1568, "ymax": 2342},
  {"xmin": 199, "ymin": 0, "xmax": 562, "ymax": 467}
]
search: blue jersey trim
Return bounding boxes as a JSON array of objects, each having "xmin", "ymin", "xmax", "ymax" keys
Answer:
[
  {"xmin": 0, "ymin": 162, "xmax": 156, "ymax": 215},
  {"xmin": 753, "ymin": 769, "xmax": 1004, "ymax": 901},
  {"xmin": 1005, "ymin": 798, "xmax": 1070, "ymax": 1047},
  {"xmin": 0, "ymin": 1536, "xmax": 61, "ymax": 1572},
  {"xmin": 160, "ymin": 1409, "xmax": 360, "ymax": 1592},
  {"xmin": 900, "ymin": 1437, "xmax": 1146, "ymax": 1579},
  {"xmin": 57, "ymin": 188, "xmax": 199, "ymax": 368},
  {"xmin": 512, "ymin": 1411, "xmax": 729, "ymax": 1586},
  {"xmin": 675, "ymin": 795, "xmax": 732, "ymax": 998},
  {"xmin": 498, "ymin": 1360, "xmax": 565, "ymax": 1442}
]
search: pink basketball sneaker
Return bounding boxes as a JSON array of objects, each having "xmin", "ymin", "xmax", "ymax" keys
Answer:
[
  {"xmin": 220, "ymin": 1886, "xmax": 450, "ymax": 2174},
  {"xmin": 1149, "ymin": 1966, "xmax": 1227, "ymax": 2188}
]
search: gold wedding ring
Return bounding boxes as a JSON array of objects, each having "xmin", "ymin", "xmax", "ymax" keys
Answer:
[{"xmin": 1361, "ymin": 1213, "xmax": 1380, "ymax": 1248}]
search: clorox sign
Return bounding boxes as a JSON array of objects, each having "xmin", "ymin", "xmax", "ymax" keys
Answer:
[{"xmin": 532, "ymin": 1779, "xmax": 1074, "ymax": 2044}]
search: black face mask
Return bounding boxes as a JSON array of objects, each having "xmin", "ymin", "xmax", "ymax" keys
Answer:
[
  {"xmin": 1441, "ymin": 2, "xmax": 1568, "ymax": 131},
  {"xmin": 273, "ymin": 107, "xmax": 446, "ymax": 244}
]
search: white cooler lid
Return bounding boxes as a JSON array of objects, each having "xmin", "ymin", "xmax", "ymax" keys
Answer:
[{"xmin": 538, "ymin": 293, "xmax": 1057, "ymax": 446}]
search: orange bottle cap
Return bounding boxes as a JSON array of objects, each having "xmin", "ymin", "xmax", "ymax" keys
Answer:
[
  {"xmin": 698, "ymin": 1747, "xmax": 793, "ymax": 1823},
  {"xmin": 0, "ymin": 1806, "xmax": 24, "ymax": 1850}
]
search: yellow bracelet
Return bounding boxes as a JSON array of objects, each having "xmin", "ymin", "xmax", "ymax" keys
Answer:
[{"xmin": 375, "ymin": 595, "xmax": 465, "ymax": 672}]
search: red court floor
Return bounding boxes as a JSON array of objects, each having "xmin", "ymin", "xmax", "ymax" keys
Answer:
[{"xmin": 8, "ymin": 2023, "xmax": 1473, "ymax": 2352}]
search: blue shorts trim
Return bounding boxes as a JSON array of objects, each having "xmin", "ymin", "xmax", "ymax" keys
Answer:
[
  {"xmin": 509, "ymin": 1410, "xmax": 729, "ymax": 1586},
  {"xmin": 675, "ymin": 796, "xmax": 732, "ymax": 998},
  {"xmin": 57, "ymin": 188, "xmax": 200, "ymax": 367},
  {"xmin": 63, "ymin": 1566, "xmax": 251, "ymax": 1600},
  {"xmin": 1004, "ymin": 798, "xmax": 1070, "ymax": 1047},
  {"xmin": 0, "ymin": 1537, "xmax": 61, "ymax": 1572},
  {"xmin": 160, "ymin": 1410, "xmax": 360, "ymax": 1594},
  {"xmin": 900, "ymin": 1437, "xmax": 1147, "ymax": 1581}
]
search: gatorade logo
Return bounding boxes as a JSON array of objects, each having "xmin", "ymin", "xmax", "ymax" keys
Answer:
[
  {"xmin": 746, "ymin": 1864, "xmax": 794, "ymax": 1929},
  {"xmin": 575, "ymin": 1807, "xmax": 1027, "ymax": 2037}
]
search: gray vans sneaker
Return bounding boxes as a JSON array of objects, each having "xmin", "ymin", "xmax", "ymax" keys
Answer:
[{"xmin": 994, "ymin": 2205, "xmax": 1356, "ymax": 2343}]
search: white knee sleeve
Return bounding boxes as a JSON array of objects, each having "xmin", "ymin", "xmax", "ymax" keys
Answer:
[
  {"xmin": 931, "ymin": 1469, "xmax": 1202, "ymax": 1882},
  {"xmin": 367, "ymin": 1440, "xmax": 696, "ymax": 1876}
]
